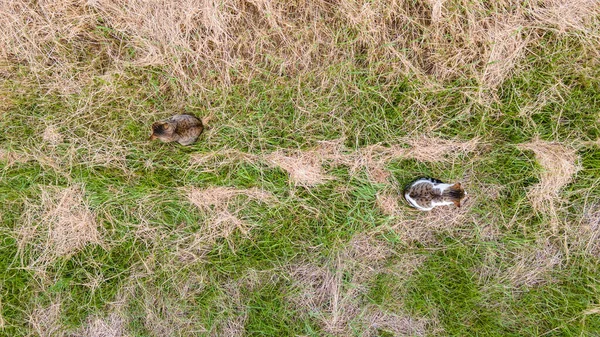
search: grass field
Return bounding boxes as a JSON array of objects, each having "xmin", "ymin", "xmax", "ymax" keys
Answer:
[{"xmin": 1, "ymin": 0, "xmax": 600, "ymax": 336}]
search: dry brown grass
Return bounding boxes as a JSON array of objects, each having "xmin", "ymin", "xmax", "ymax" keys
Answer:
[
  {"xmin": 288, "ymin": 263, "xmax": 337, "ymax": 313},
  {"xmin": 0, "ymin": 84, "xmax": 15, "ymax": 115},
  {"xmin": 519, "ymin": 139, "xmax": 580, "ymax": 228},
  {"xmin": 350, "ymin": 144, "xmax": 406, "ymax": 183},
  {"xmin": 300, "ymin": 257, "xmax": 361, "ymax": 335},
  {"xmin": 344, "ymin": 233, "xmax": 394, "ymax": 265},
  {"xmin": 0, "ymin": 299, "xmax": 4, "ymax": 330},
  {"xmin": 209, "ymin": 282, "xmax": 248, "ymax": 337},
  {"xmin": 204, "ymin": 210, "xmax": 253, "ymax": 247},
  {"xmin": 426, "ymin": 0, "xmax": 598, "ymax": 92},
  {"xmin": 105, "ymin": 267, "xmax": 209, "ymax": 337},
  {"xmin": 3, "ymin": 0, "xmax": 596, "ymax": 98},
  {"xmin": 0, "ymin": 148, "xmax": 29, "ymax": 167},
  {"xmin": 56, "ymin": 138, "xmax": 130, "ymax": 175},
  {"xmin": 364, "ymin": 309, "xmax": 429, "ymax": 337},
  {"xmin": 518, "ymin": 83, "xmax": 568, "ymax": 118},
  {"xmin": 265, "ymin": 150, "xmax": 333, "ymax": 187},
  {"xmin": 530, "ymin": 0, "xmax": 600, "ymax": 34},
  {"xmin": 215, "ymin": 312, "xmax": 247, "ymax": 337},
  {"xmin": 13, "ymin": 123, "xmax": 132, "ymax": 178},
  {"xmin": 0, "ymin": 1, "xmax": 109, "ymax": 95},
  {"xmin": 480, "ymin": 15, "xmax": 531, "ymax": 90},
  {"xmin": 504, "ymin": 240, "xmax": 563, "ymax": 288},
  {"xmin": 291, "ymin": 261, "xmax": 430, "ymax": 336},
  {"xmin": 28, "ymin": 302, "xmax": 128, "ymax": 337},
  {"xmin": 28, "ymin": 302, "xmax": 63, "ymax": 337},
  {"xmin": 391, "ymin": 204, "xmax": 474, "ymax": 244},
  {"xmin": 186, "ymin": 186, "xmax": 275, "ymax": 211},
  {"xmin": 476, "ymin": 239, "xmax": 564, "ymax": 291},
  {"xmin": 288, "ymin": 234, "xmax": 431, "ymax": 336},
  {"xmin": 42, "ymin": 125, "xmax": 64, "ymax": 145},
  {"xmin": 350, "ymin": 136, "xmax": 479, "ymax": 184},
  {"xmin": 77, "ymin": 313, "xmax": 127, "ymax": 337},
  {"xmin": 141, "ymin": 287, "xmax": 203, "ymax": 337},
  {"xmin": 578, "ymin": 204, "xmax": 600, "ymax": 257},
  {"xmin": 173, "ymin": 229, "xmax": 233, "ymax": 263},
  {"xmin": 404, "ymin": 136, "xmax": 480, "ymax": 162},
  {"xmin": 184, "ymin": 186, "xmax": 276, "ymax": 253},
  {"xmin": 119, "ymin": 269, "xmax": 242, "ymax": 337},
  {"xmin": 192, "ymin": 136, "xmax": 479, "ymax": 187},
  {"xmin": 271, "ymin": 137, "xmax": 463, "ymax": 186},
  {"xmin": 376, "ymin": 191, "xmax": 402, "ymax": 216},
  {"xmin": 16, "ymin": 185, "xmax": 102, "ymax": 269}
]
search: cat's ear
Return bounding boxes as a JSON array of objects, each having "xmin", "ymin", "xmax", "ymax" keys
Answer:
[
  {"xmin": 453, "ymin": 199, "xmax": 461, "ymax": 207},
  {"xmin": 152, "ymin": 122, "xmax": 172, "ymax": 133},
  {"xmin": 451, "ymin": 183, "xmax": 462, "ymax": 189}
]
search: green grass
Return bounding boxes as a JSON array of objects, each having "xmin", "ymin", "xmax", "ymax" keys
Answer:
[{"xmin": 1, "ymin": 9, "xmax": 600, "ymax": 337}]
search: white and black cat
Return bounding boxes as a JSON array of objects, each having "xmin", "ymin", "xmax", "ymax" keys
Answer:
[{"xmin": 404, "ymin": 177, "xmax": 466, "ymax": 211}]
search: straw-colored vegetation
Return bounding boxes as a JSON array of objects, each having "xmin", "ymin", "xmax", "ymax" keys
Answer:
[{"xmin": 1, "ymin": 0, "xmax": 600, "ymax": 335}]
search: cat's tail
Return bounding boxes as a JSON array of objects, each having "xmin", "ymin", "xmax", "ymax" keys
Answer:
[{"xmin": 442, "ymin": 183, "xmax": 465, "ymax": 207}]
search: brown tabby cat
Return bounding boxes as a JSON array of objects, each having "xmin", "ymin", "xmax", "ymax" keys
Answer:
[
  {"xmin": 149, "ymin": 114, "xmax": 204, "ymax": 146},
  {"xmin": 404, "ymin": 177, "xmax": 466, "ymax": 211}
]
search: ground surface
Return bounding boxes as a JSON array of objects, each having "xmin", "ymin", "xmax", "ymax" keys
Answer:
[{"xmin": 1, "ymin": 1, "xmax": 600, "ymax": 336}]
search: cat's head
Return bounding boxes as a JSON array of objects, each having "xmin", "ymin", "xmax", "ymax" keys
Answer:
[
  {"xmin": 149, "ymin": 121, "xmax": 175, "ymax": 140},
  {"xmin": 443, "ymin": 183, "xmax": 466, "ymax": 207}
]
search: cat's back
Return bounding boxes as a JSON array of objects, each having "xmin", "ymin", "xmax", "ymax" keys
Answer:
[
  {"xmin": 405, "ymin": 179, "xmax": 436, "ymax": 197},
  {"xmin": 171, "ymin": 114, "xmax": 203, "ymax": 145},
  {"xmin": 170, "ymin": 114, "xmax": 202, "ymax": 126},
  {"xmin": 404, "ymin": 178, "xmax": 435, "ymax": 210}
]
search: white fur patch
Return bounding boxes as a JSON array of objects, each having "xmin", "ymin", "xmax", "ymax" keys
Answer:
[
  {"xmin": 434, "ymin": 183, "xmax": 452, "ymax": 193},
  {"xmin": 431, "ymin": 200, "xmax": 454, "ymax": 207}
]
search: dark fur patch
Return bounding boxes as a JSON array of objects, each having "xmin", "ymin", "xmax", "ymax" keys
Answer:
[
  {"xmin": 152, "ymin": 122, "xmax": 168, "ymax": 135},
  {"xmin": 446, "ymin": 188, "xmax": 465, "ymax": 200},
  {"xmin": 424, "ymin": 177, "xmax": 444, "ymax": 184}
]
